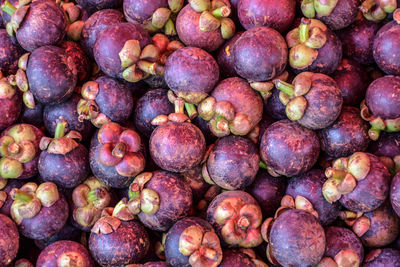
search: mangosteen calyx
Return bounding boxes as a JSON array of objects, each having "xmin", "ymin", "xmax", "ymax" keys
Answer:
[
  {"xmin": 151, "ymin": 97, "xmax": 192, "ymax": 126},
  {"xmin": 360, "ymin": 0, "xmax": 397, "ymax": 22},
  {"xmin": 337, "ymin": 210, "xmax": 371, "ymax": 238},
  {"xmin": 40, "ymin": 120, "xmax": 81, "ymax": 155},
  {"xmin": 14, "ymin": 53, "xmax": 36, "ymax": 109},
  {"xmin": 127, "ymin": 172, "xmax": 160, "ymax": 216},
  {"xmin": 1, "ymin": 0, "xmax": 29, "ymax": 36},
  {"xmin": 249, "ymin": 71, "xmax": 289, "ymax": 102},
  {"xmin": 301, "ymin": 0, "xmax": 338, "ymax": 19}
]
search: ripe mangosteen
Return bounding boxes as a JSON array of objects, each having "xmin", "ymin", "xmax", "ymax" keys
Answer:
[
  {"xmin": 286, "ymin": 18, "xmax": 342, "ymax": 74},
  {"xmin": 0, "ymin": 29, "xmax": 24, "ymax": 76},
  {"xmin": 36, "ymin": 240, "xmax": 94, "ymax": 267},
  {"xmin": 323, "ymin": 152, "xmax": 391, "ymax": 212},
  {"xmin": 0, "ymin": 79, "xmax": 21, "ymax": 131},
  {"xmin": 0, "ymin": 123, "xmax": 44, "ymax": 179},
  {"xmin": 363, "ymin": 248, "xmax": 400, "ymax": 266},
  {"xmin": 206, "ymin": 190, "xmax": 263, "ymax": 248},
  {"xmin": 0, "ymin": 213, "xmax": 19, "ymax": 266},
  {"xmin": 216, "ymin": 31, "xmax": 243, "ymax": 78},
  {"xmin": 89, "ymin": 122, "xmax": 146, "ymax": 188},
  {"xmin": 260, "ymin": 120, "xmax": 320, "ymax": 177},
  {"xmin": 164, "ymin": 216, "xmax": 223, "ymax": 267},
  {"xmin": 60, "ymin": 41, "xmax": 92, "ymax": 84},
  {"xmin": 219, "ymin": 249, "xmax": 266, "ymax": 267},
  {"xmin": 10, "ymin": 182, "xmax": 69, "ymax": 240}
]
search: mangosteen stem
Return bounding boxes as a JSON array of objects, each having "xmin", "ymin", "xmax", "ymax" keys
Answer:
[
  {"xmin": 1, "ymin": 0, "xmax": 16, "ymax": 16},
  {"xmin": 360, "ymin": 0, "xmax": 376, "ymax": 13},
  {"xmin": 54, "ymin": 121, "xmax": 67, "ymax": 139},
  {"xmin": 259, "ymin": 161, "xmax": 268, "ymax": 169},
  {"xmin": 211, "ymin": 6, "xmax": 231, "ymax": 18},
  {"xmin": 175, "ymin": 98, "xmax": 185, "ymax": 114},
  {"xmin": 185, "ymin": 103, "xmax": 198, "ymax": 119},
  {"xmin": 11, "ymin": 189, "xmax": 33, "ymax": 203},
  {"xmin": 112, "ymin": 142, "xmax": 126, "ymax": 159},
  {"xmin": 274, "ymin": 80, "xmax": 294, "ymax": 97},
  {"xmin": 299, "ymin": 19, "xmax": 311, "ymax": 43}
]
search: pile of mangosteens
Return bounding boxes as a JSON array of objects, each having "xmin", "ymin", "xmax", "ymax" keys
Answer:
[{"xmin": 1, "ymin": 0, "xmax": 400, "ymax": 266}]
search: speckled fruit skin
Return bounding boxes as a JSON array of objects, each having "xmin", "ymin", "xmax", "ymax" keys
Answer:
[
  {"xmin": 264, "ymin": 88, "xmax": 287, "ymax": 120},
  {"xmin": 18, "ymin": 194, "xmax": 69, "ymax": 240},
  {"xmin": 238, "ymin": 0, "xmax": 296, "ymax": 33},
  {"xmin": 246, "ymin": 169, "xmax": 287, "ymax": 217},
  {"xmin": 15, "ymin": 0, "xmax": 66, "ymax": 52},
  {"xmin": 217, "ymin": 31, "xmax": 244, "ymax": 78},
  {"xmin": 0, "ymin": 90, "xmax": 21, "ymax": 132},
  {"xmin": 60, "ymin": 41, "xmax": 92, "ymax": 84},
  {"xmin": 89, "ymin": 219, "xmax": 149, "ymax": 266},
  {"xmin": 93, "ymin": 22, "xmax": 151, "ymax": 79},
  {"xmin": 181, "ymin": 166, "xmax": 210, "ymax": 203},
  {"xmin": 207, "ymin": 135, "xmax": 259, "ymax": 190},
  {"xmin": 319, "ymin": 106, "xmax": 370, "ymax": 158},
  {"xmin": 138, "ymin": 170, "xmax": 193, "ymax": 232},
  {"xmin": 134, "ymin": 89, "xmax": 174, "ymax": 138},
  {"xmin": 286, "ymin": 169, "xmax": 340, "ymax": 226},
  {"xmin": 76, "ymin": 0, "xmax": 123, "ymax": 15},
  {"xmin": 27, "ymin": 45, "xmax": 77, "ymax": 105},
  {"xmin": 391, "ymin": 172, "xmax": 400, "ymax": 217},
  {"xmin": 149, "ymin": 122, "xmax": 206, "ymax": 173},
  {"xmin": 338, "ymin": 17, "xmax": 380, "ymax": 65},
  {"xmin": 364, "ymin": 248, "xmax": 400, "ymax": 266},
  {"xmin": 373, "ymin": 20, "xmax": 400, "ymax": 76},
  {"xmin": 361, "ymin": 201, "xmax": 400, "ymax": 248},
  {"xmin": 38, "ymin": 144, "xmax": 90, "ymax": 188},
  {"xmin": 365, "ymin": 76, "xmax": 400, "ymax": 120},
  {"xmin": 0, "ymin": 214, "xmax": 19, "ymax": 266},
  {"xmin": 340, "ymin": 153, "xmax": 390, "ymax": 213},
  {"xmin": 315, "ymin": 0, "xmax": 359, "ymax": 30},
  {"xmin": 0, "ymin": 29, "xmax": 24, "ymax": 76},
  {"xmin": 233, "ymin": 26, "xmax": 288, "ymax": 82},
  {"xmin": 260, "ymin": 120, "xmax": 320, "ymax": 177},
  {"xmin": 211, "ymin": 77, "xmax": 263, "ymax": 133},
  {"xmin": 369, "ymin": 132, "xmax": 400, "ymax": 158},
  {"xmin": 176, "ymin": 4, "xmax": 225, "ymax": 52},
  {"xmin": 0, "ymin": 179, "xmax": 25, "ymax": 216},
  {"xmin": 80, "ymin": 9, "xmax": 125, "ymax": 59},
  {"xmin": 165, "ymin": 217, "xmax": 214, "ymax": 266},
  {"xmin": 165, "ymin": 47, "xmax": 219, "ymax": 97},
  {"xmin": 324, "ymin": 226, "xmax": 364, "ymax": 263},
  {"xmin": 123, "ymin": 0, "xmax": 167, "ymax": 25},
  {"xmin": 93, "ymin": 76, "xmax": 134, "ymax": 123},
  {"xmin": 332, "ymin": 59, "xmax": 369, "ymax": 106},
  {"xmin": 36, "ymin": 240, "xmax": 94, "ymax": 267},
  {"xmin": 192, "ymin": 115, "xmax": 217, "ymax": 145},
  {"xmin": 218, "ymin": 250, "xmax": 256, "ymax": 267}
]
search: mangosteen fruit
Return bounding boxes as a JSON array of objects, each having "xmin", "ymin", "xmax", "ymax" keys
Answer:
[
  {"xmin": 0, "ymin": 213, "xmax": 19, "ymax": 266},
  {"xmin": 0, "ymin": 29, "xmax": 24, "ymax": 76},
  {"xmin": 0, "ymin": 79, "xmax": 21, "ymax": 131},
  {"xmin": 363, "ymin": 248, "xmax": 400, "ymax": 266}
]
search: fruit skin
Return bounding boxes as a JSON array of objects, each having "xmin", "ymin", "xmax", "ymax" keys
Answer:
[
  {"xmin": 141, "ymin": 262, "xmax": 171, "ymax": 267},
  {"xmin": 233, "ymin": 26, "xmax": 288, "ymax": 82},
  {"xmin": 324, "ymin": 226, "xmax": 364, "ymax": 264},
  {"xmin": 369, "ymin": 132, "xmax": 400, "ymax": 159},
  {"xmin": 246, "ymin": 169, "xmax": 287, "ymax": 218},
  {"xmin": 36, "ymin": 240, "xmax": 94, "ymax": 267},
  {"xmin": 0, "ymin": 29, "xmax": 24, "ymax": 76},
  {"xmin": 260, "ymin": 120, "xmax": 320, "ymax": 177},
  {"xmin": 269, "ymin": 209, "xmax": 326, "ymax": 267},
  {"xmin": 89, "ymin": 219, "xmax": 150, "ymax": 266},
  {"xmin": 34, "ymin": 223, "xmax": 83, "ymax": 250},
  {"xmin": 218, "ymin": 250, "xmax": 256, "ymax": 267},
  {"xmin": 149, "ymin": 122, "xmax": 206, "ymax": 173},
  {"xmin": 238, "ymin": 0, "xmax": 296, "ymax": 33},
  {"xmin": 137, "ymin": 170, "xmax": 193, "ymax": 232},
  {"xmin": 60, "ymin": 41, "xmax": 92, "ymax": 84},
  {"xmin": 286, "ymin": 169, "xmax": 340, "ymax": 226},
  {"xmin": 76, "ymin": 0, "xmax": 122, "ymax": 15},
  {"xmin": 80, "ymin": 9, "xmax": 125, "ymax": 59},
  {"xmin": 165, "ymin": 47, "xmax": 219, "ymax": 101},
  {"xmin": 264, "ymin": 88, "xmax": 286, "ymax": 120},
  {"xmin": 207, "ymin": 135, "xmax": 259, "ymax": 190},
  {"xmin": 217, "ymin": 31, "xmax": 244, "ymax": 78},
  {"xmin": 316, "ymin": 0, "xmax": 359, "ymax": 30},
  {"xmin": 391, "ymin": 172, "xmax": 400, "ymax": 217},
  {"xmin": 340, "ymin": 153, "xmax": 391, "ymax": 213},
  {"xmin": 319, "ymin": 106, "xmax": 370, "ymax": 158},
  {"xmin": 26, "ymin": 45, "xmax": 77, "ymax": 104},
  {"xmin": 364, "ymin": 248, "xmax": 400, "ymax": 266},
  {"xmin": 134, "ymin": 88, "xmax": 174, "ymax": 138},
  {"xmin": 93, "ymin": 22, "xmax": 152, "ymax": 79},
  {"xmin": 0, "ymin": 83, "xmax": 21, "ymax": 132},
  {"xmin": 20, "ymin": 102, "xmax": 44, "ymax": 126},
  {"xmin": 0, "ymin": 213, "xmax": 19, "ymax": 266},
  {"xmin": 123, "ymin": 0, "xmax": 168, "ymax": 25}
]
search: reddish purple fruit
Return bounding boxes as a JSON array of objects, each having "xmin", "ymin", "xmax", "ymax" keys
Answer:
[
  {"xmin": 216, "ymin": 31, "xmax": 243, "ymax": 78},
  {"xmin": 60, "ymin": 41, "xmax": 92, "ymax": 84},
  {"xmin": 0, "ymin": 213, "xmax": 19, "ymax": 266},
  {"xmin": 0, "ymin": 29, "xmax": 24, "ymax": 76},
  {"xmin": 364, "ymin": 248, "xmax": 400, "ymax": 266},
  {"xmin": 0, "ymin": 80, "xmax": 21, "ymax": 131},
  {"xmin": 391, "ymin": 172, "xmax": 400, "ymax": 217}
]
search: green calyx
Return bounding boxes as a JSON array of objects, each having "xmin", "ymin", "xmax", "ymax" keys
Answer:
[
  {"xmin": 127, "ymin": 172, "xmax": 160, "ymax": 215},
  {"xmin": 142, "ymin": 0, "xmax": 183, "ymax": 35},
  {"xmin": 361, "ymin": 0, "xmax": 397, "ymax": 22},
  {"xmin": 0, "ymin": 80, "xmax": 16, "ymax": 99},
  {"xmin": 40, "ymin": 121, "xmax": 81, "ymax": 155},
  {"xmin": 301, "ymin": 0, "xmax": 339, "ymax": 18}
]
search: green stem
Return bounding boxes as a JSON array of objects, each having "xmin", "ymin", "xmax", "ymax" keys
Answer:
[
  {"xmin": 299, "ymin": 20, "xmax": 310, "ymax": 43},
  {"xmin": 54, "ymin": 120, "xmax": 67, "ymax": 139},
  {"xmin": 259, "ymin": 161, "xmax": 268, "ymax": 169},
  {"xmin": 184, "ymin": 103, "xmax": 198, "ymax": 119},
  {"xmin": 87, "ymin": 189, "xmax": 100, "ymax": 203},
  {"xmin": 174, "ymin": 98, "xmax": 185, "ymax": 114},
  {"xmin": 1, "ymin": 0, "xmax": 16, "ymax": 16},
  {"xmin": 211, "ymin": 6, "xmax": 230, "ymax": 18},
  {"xmin": 12, "ymin": 189, "xmax": 33, "ymax": 203},
  {"xmin": 274, "ymin": 80, "xmax": 295, "ymax": 97}
]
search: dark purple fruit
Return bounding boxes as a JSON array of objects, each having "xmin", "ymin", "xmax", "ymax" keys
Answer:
[
  {"xmin": 369, "ymin": 132, "xmax": 400, "ymax": 174},
  {"xmin": 216, "ymin": 31, "xmax": 243, "ymax": 78},
  {"xmin": 260, "ymin": 120, "xmax": 320, "ymax": 177},
  {"xmin": 238, "ymin": 0, "xmax": 296, "ymax": 33},
  {"xmin": 373, "ymin": 10, "xmax": 400, "ymax": 75},
  {"xmin": 36, "ymin": 240, "xmax": 94, "ymax": 267},
  {"xmin": 391, "ymin": 172, "xmax": 400, "ymax": 217},
  {"xmin": 319, "ymin": 106, "xmax": 370, "ymax": 158},
  {"xmin": 232, "ymin": 26, "xmax": 288, "ymax": 82},
  {"xmin": 20, "ymin": 102, "xmax": 44, "ymax": 126},
  {"xmin": 140, "ymin": 262, "xmax": 171, "ymax": 267},
  {"xmin": 0, "ymin": 80, "xmax": 21, "ymax": 131},
  {"xmin": 219, "ymin": 250, "xmax": 262, "ymax": 267},
  {"xmin": 181, "ymin": 166, "xmax": 211, "ymax": 204},
  {"xmin": 76, "ymin": 0, "xmax": 122, "ymax": 15},
  {"xmin": 34, "ymin": 223, "xmax": 83, "ymax": 250},
  {"xmin": 60, "ymin": 41, "xmax": 92, "ymax": 84},
  {"xmin": 205, "ymin": 135, "xmax": 259, "ymax": 190},
  {"xmin": 0, "ymin": 29, "xmax": 24, "ymax": 76},
  {"xmin": 364, "ymin": 248, "xmax": 400, "ymax": 266},
  {"xmin": 0, "ymin": 213, "xmax": 19, "ymax": 266},
  {"xmin": 164, "ymin": 217, "xmax": 222, "ymax": 267},
  {"xmin": 263, "ymin": 88, "xmax": 287, "ymax": 120}
]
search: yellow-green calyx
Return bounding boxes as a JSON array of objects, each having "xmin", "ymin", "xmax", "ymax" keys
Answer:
[
  {"xmin": 301, "ymin": 0, "xmax": 338, "ymax": 18},
  {"xmin": 178, "ymin": 225, "xmax": 223, "ymax": 267},
  {"xmin": 0, "ymin": 79, "xmax": 17, "ymax": 99},
  {"xmin": 319, "ymin": 248, "xmax": 361, "ymax": 267},
  {"xmin": 127, "ymin": 172, "xmax": 160, "ymax": 215},
  {"xmin": 151, "ymin": 97, "xmax": 192, "ymax": 126},
  {"xmin": 1, "ymin": 0, "xmax": 31, "ymax": 36},
  {"xmin": 286, "ymin": 18, "xmax": 327, "ymax": 70},
  {"xmin": 338, "ymin": 210, "xmax": 371, "ymax": 239},
  {"xmin": 322, "ymin": 152, "xmax": 371, "ymax": 203},
  {"xmin": 249, "ymin": 71, "xmax": 289, "ymax": 102},
  {"xmin": 189, "ymin": 0, "xmax": 235, "ymax": 39},
  {"xmin": 360, "ymin": 0, "xmax": 398, "ymax": 22},
  {"xmin": 72, "ymin": 177, "xmax": 111, "ymax": 228},
  {"xmin": 14, "ymin": 56, "xmax": 37, "ymax": 109},
  {"xmin": 57, "ymin": 251, "xmax": 86, "ymax": 267},
  {"xmin": 39, "ymin": 121, "xmax": 81, "ymax": 155},
  {"xmin": 213, "ymin": 197, "xmax": 263, "ymax": 248},
  {"xmin": 10, "ymin": 182, "xmax": 60, "ymax": 224},
  {"xmin": 360, "ymin": 100, "xmax": 400, "ymax": 141}
]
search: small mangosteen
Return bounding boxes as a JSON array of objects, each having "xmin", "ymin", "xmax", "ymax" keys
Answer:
[
  {"xmin": 0, "ymin": 78, "xmax": 21, "ymax": 131},
  {"xmin": 164, "ymin": 216, "xmax": 223, "ymax": 267},
  {"xmin": 88, "ymin": 199, "xmax": 150, "ymax": 266},
  {"xmin": 10, "ymin": 182, "xmax": 69, "ymax": 240},
  {"xmin": 206, "ymin": 190, "xmax": 263, "ymax": 248},
  {"xmin": 363, "ymin": 248, "xmax": 400, "ymax": 266},
  {"xmin": 323, "ymin": 152, "xmax": 391, "ymax": 212},
  {"xmin": 0, "ymin": 123, "xmax": 44, "ymax": 179},
  {"xmin": 0, "ymin": 213, "xmax": 19, "ymax": 266},
  {"xmin": 391, "ymin": 172, "xmax": 400, "ymax": 216},
  {"xmin": 319, "ymin": 106, "xmax": 370, "ymax": 158},
  {"xmin": 0, "ymin": 29, "xmax": 24, "ymax": 76},
  {"xmin": 274, "ymin": 71, "xmax": 343, "ymax": 130},
  {"xmin": 77, "ymin": 76, "xmax": 134, "ymax": 128},
  {"xmin": 60, "ymin": 41, "xmax": 92, "ymax": 84},
  {"xmin": 126, "ymin": 170, "xmax": 193, "ymax": 231},
  {"xmin": 203, "ymin": 135, "xmax": 259, "ymax": 190},
  {"xmin": 89, "ymin": 122, "xmax": 146, "ymax": 188},
  {"xmin": 260, "ymin": 120, "xmax": 320, "ymax": 177},
  {"xmin": 286, "ymin": 18, "xmax": 342, "ymax": 74},
  {"xmin": 36, "ymin": 240, "xmax": 94, "ymax": 267}
]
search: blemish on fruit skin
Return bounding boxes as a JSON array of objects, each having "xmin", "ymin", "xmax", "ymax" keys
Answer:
[{"xmin": 225, "ymin": 46, "xmax": 231, "ymax": 57}]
